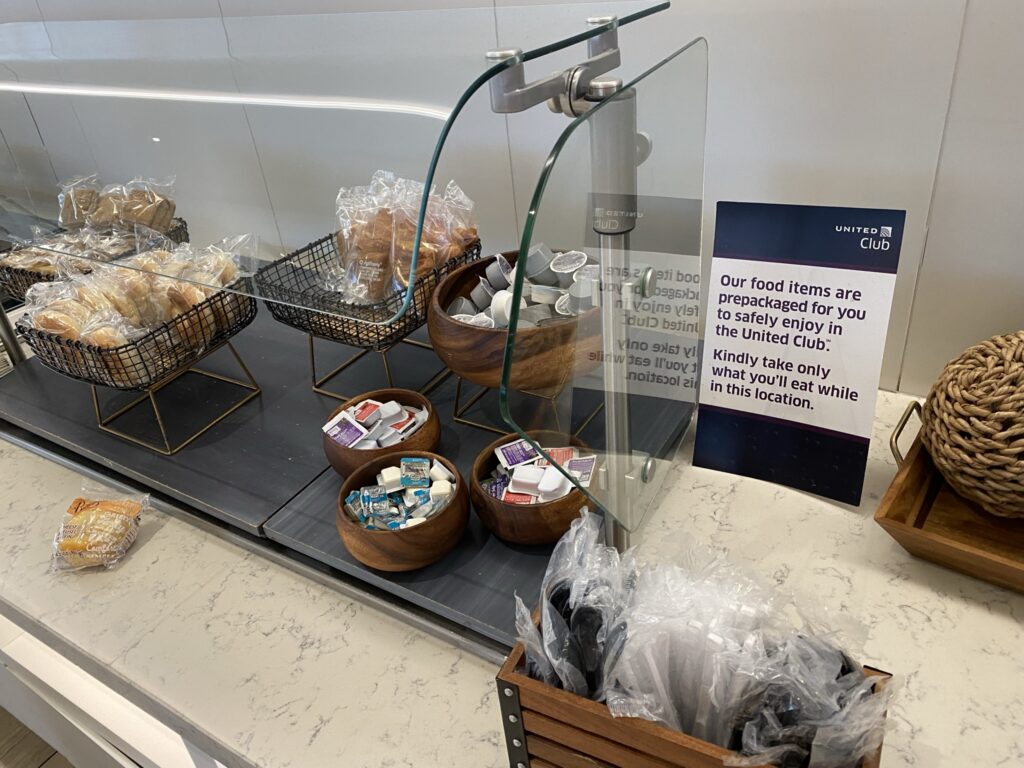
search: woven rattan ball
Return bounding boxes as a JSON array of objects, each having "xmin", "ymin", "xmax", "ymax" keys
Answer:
[{"xmin": 920, "ymin": 331, "xmax": 1024, "ymax": 517}]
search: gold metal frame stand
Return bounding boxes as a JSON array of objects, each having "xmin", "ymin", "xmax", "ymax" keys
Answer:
[
  {"xmin": 308, "ymin": 334, "xmax": 451, "ymax": 401},
  {"xmin": 452, "ymin": 376, "xmax": 605, "ymax": 437},
  {"xmin": 91, "ymin": 341, "xmax": 261, "ymax": 456}
]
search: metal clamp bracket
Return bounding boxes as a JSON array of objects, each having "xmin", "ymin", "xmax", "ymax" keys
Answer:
[{"xmin": 486, "ymin": 16, "xmax": 621, "ymax": 117}]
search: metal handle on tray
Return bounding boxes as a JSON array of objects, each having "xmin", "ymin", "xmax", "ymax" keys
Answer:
[{"xmin": 890, "ymin": 400, "xmax": 923, "ymax": 467}]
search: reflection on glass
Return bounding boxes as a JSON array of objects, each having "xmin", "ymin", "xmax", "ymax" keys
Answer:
[
  {"xmin": 0, "ymin": 3, "xmax": 670, "ymax": 326},
  {"xmin": 499, "ymin": 38, "xmax": 708, "ymax": 534}
]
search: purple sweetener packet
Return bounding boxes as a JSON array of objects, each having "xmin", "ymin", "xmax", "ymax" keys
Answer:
[
  {"xmin": 566, "ymin": 455, "xmax": 596, "ymax": 487},
  {"xmin": 494, "ymin": 438, "xmax": 540, "ymax": 469},
  {"xmin": 326, "ymin": 414, "xmax": 367, "ymax": 448}
]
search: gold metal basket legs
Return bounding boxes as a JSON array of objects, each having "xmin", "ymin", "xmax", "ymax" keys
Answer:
[
  {"xmin": 91, "ymin": 341, "xmax": 261, "ymax": 456},
  {"xmin": 307, "ymin": 334, "xmax": 451, "ymax": 401}
]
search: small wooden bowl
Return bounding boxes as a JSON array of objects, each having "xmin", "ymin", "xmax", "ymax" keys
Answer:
[
  {"xmin": 471, "ymin": 430, "xmax": 588, "ymax": 545},
  {"xmin": 427, "ymin": 252, "xmax": 601, "ymax": 391},
  {"xmin": 335, "ymin": 451, "xmax": 469, "ymax": 572},
  {"xmin": 323, "ymin": 388, "xmax": 440, "ymax": 478}
]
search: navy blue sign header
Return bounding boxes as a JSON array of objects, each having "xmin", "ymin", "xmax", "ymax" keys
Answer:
[{"xmin": 714, "ymin": 201, "xmax": 905, "ymax": 273}]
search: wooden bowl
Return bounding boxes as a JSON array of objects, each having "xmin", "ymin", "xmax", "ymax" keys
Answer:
[
  {"xmin": 335, "ymin": 451, "xmax": 469, "ymax": 572},
  {"xmin": 323, "ymin": 388, "xmax": 440, "ymax": 477},
  {"xmin": 471, "ymin": 430, "xmax": 588, "ymax": 545},
  {"xmin": 427, "ymin": 252, "xmax": 601, "ymax": 391}
]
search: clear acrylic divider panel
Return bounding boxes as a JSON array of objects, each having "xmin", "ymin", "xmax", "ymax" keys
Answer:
[{"xmin": 499, "ymin": 38, "xmax": 708, "ymax": 533}]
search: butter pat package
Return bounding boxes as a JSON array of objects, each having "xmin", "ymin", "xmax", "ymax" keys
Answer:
[
  {"xmin": 353, "ymin": 457, "xmax": 455, "ymax": 531},
  {"xmin": 52, "ymin": 482, "xmax": 148, "ymax": 571}
]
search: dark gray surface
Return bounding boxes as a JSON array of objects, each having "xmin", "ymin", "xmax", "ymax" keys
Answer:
[
  {"xmin": 261, "ymin": 372, "xmax": 693, "ymax": 646},
  {"xmin": 0, "ymin": 311, "xmax": 342, "ymax": 533},
  {"xmin": 0, "ymin": 307, "xmax": 692, "ymax": 646},
  {"xmin": 264, "ymin": 373, "xmax": 557, "ymax": 647}
]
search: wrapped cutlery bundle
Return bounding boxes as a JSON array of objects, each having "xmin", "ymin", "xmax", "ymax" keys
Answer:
[{"xmin": 514, "ymin": 512, "xmax": 892, "ymax": 768}]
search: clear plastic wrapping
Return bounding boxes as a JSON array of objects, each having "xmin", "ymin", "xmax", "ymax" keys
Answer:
[
  {"xmin": 57, "ymin": 174, "xmax": 101, "ymax": 229},
  {"xmin": 86, "ymin": 176, "xmax": 177, "ymax": 233},
  {"xmin": 19, "ymin": 234, "xmax": 253, "ymax": 347},
  {"xmin": 515, "ymin": 513, "xmax": 892, "ymax": 768},
  {"xmin": 333, "ymin": 170, "xmax": 477, "ymax": 304},
  {"xmin": 52, "ymin": 480, "xmax": 148, "ymax": 571},
  {"xmin": 0, "ymin": 224, "xmax": 168, "ymax": 278}
]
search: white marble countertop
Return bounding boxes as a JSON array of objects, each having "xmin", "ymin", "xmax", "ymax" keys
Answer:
[{"xmin": 0, "ymin": 389, "xmax": 1021, "ymax": 767}]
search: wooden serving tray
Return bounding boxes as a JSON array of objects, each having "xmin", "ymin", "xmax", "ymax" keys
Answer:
[
  {"xmin": 497, "ymin": 636, "xmax": 886, "ymax": 768},
  {"xmin": 875, "ymin": 401, "xmax": 1024, "ymax": 592}
]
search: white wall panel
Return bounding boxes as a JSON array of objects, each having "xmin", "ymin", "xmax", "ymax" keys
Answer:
[
  {"xmin": 497, "ymin": 1, "xmax": 965, "ymax": 391},
  {"xmin": 899, "ymin": 0, "xmax": 1024, "ymax": 394},
  {"xmin": 29, "ymin": 95, "xmax": 280, "ymax": 249},
  {"xmin": 0, "ymin": 1, "xmax": 1009, "ymax": 396}
]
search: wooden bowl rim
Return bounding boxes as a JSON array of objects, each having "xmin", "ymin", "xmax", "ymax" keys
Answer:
[
  {"xmin": 336, "ymin": 451, "xmax": 462, "ymax": 537},
  {"xmin": 326, "ymin": 387, "xmax": 435, "ymax": 424},
  {"xmin": 471, "ymin": 430, "xmax": 587, "ymax": 511},
  {"xmin": 431, "ymin": 253, "xmax": 593, "ymax": 337}
]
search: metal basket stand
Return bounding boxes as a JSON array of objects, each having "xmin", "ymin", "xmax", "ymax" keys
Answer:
[
  {"xmin": 91, "ymin": 340, "xmax": 260, "ymax": 455},
  {"xmin": 451, "ymin": 376, "xmax": 604, "ymax": 437},
  {"xmin": 308, "ymin": 334, "xmax": 451, "ymax": 401},
  {"xmin": 255, "ymin": 234, "xmax": 480, "ymax": 401}
]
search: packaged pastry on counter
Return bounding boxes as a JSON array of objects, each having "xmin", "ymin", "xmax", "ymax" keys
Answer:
[
  {"xmin": 52, "ymin": 481, "xmax": 149, "ymax": 571},
  {"xmin": 333, "ymin": 170, "xmax": 477, "ymax": 305}
]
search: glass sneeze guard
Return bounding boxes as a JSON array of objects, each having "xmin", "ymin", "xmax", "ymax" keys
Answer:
[
  {"xmin": 498, "ymin": 37, "xmax": 709, "ymax": 537},
  {"xmin": 0, "ymin": 3, "xmax": 672, "ymax": 329}
]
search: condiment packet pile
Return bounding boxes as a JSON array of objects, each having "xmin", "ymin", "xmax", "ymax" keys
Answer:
[
  {"xmin": 342, "ymin": 457, "xmax": 456, "ymax": 531},
  {"xmin": 447, "ymin": 243, "xmax": 598, "ymax": 329},
  {"xmin": 484, "ymin": 438, "xmax": 597, "ymax": 505},
  {"xmin": 322, "ymin": 398, "xmax": 428, "ymax": 449}
]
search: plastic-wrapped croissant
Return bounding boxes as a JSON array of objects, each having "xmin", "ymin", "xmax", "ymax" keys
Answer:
[
  {"xmin": 22, "ymin": 243, "xmax": 239, "ymax": 347},
  {"xmin": 334, "ymin": 171, "xmax": 478, "ymax": 302}
]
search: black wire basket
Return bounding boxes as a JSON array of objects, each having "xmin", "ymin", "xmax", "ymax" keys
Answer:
[
  {"xmin": 254, "ymin": 234, "xmax": 481, "ymax": 352},
  {"xmin": 0, "ymin": 217, "xmax": 190, "ymax": 303},
  {"xmin": 19, "ymin": 276, "xmax": 257, "ymax": 391}
]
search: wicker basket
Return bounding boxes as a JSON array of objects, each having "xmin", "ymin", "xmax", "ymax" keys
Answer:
[
  {"xmin": 19, "ymin": 277, "xmax": 256, "ymax": 391},
  {"xmin": 254, "ymin": 234, "xmax": 481, "ymax": 352},
  {"xmin": 0, "ymin": 217, "xmax": 190, "ymax": 303},
  {"xmin": 921, "ymin": 330, "xmax": 1024, "ymax": 518}
]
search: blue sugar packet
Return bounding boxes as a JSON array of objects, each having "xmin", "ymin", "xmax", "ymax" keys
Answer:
[
  {"xmin": 400, "ymin": 457, "xmax": 431, "ymax": 488},
  {"xmin": 360, "ymin": 484, "xmax": 389, "ymax": 516},
  {"xmin": 344, "ymin": 490, "xmax": 365, "ymax": 521}
]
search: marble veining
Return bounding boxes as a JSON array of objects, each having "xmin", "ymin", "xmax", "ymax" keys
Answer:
[{"xmin": 0, "ymin": 390, "xmax": 1022, "ymax": 767}]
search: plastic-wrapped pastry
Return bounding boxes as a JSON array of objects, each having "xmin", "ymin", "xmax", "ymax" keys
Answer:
[
  {"xmin": 0, "ymin": 227, "xmax": 155, "ymax": 278},
  {"xmin": 333, "ymin": 171, "xmax": 477, "ymax": 303},
  {"xmin": 21, "ymin": 239, "xmax": 247, "ymax": 346},
  {"xmin": 52, "ymin": 495, "xmax": 144, "ymax": 570},
  {"xmin": 58, "ymin": 175, "xmax": 101, "ymax": 229},
  {"xmin": 87, "ymin": 177, "xmax": 177, "ymax": 233}
]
